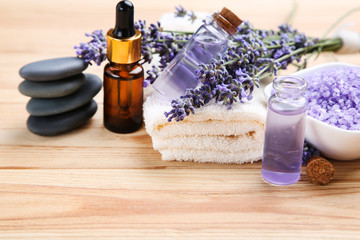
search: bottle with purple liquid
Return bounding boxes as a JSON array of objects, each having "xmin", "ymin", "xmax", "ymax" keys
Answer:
[
  {"xmin": 262, "ymin": 76, "xmax": 308, "ymax": 185},
  {"xmin": 152, "ymin": 7, "xmax": 242, "ymax": 99}
]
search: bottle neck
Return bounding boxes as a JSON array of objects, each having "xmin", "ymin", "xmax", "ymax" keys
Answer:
[
  {"xmin": 270, "ymin": 76, "xmax": 308, "ymax": 113},
  {"xmin": 107, "ymin": 61, "xmax": 141, "ymax": 71},
  {"xmin": 210, "ymin": 20, "xmax": 231, "ymax": 39},
  {"xmin": 273, "ymin": 76, "xmax": 307, "ymax": 99}
]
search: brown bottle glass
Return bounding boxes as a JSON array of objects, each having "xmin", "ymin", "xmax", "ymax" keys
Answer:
[{"xmin": 103, "ymin": 61, "xmax": 144, "ymax": 133}]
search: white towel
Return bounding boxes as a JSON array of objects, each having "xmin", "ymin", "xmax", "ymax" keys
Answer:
[
  {"xmin": 143, "ymin": 88, "xmax": 268, "ymax": 164},
  {"xmin": 159, "ymin": 12, "xmax": 211, "ymax": 33}
]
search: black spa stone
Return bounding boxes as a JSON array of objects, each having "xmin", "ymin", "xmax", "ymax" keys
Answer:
[
  {"xmin": 27, "ymin": 99, "xmax": 98, "ymax": 136},
  {"xmin": 26, "ymin": 73, "xmax": 102, "ymax": 116},
  {"xmin": 19, "ymin": 57, "xmax": 88, "ymax": 81},
  {"xmin": 19, "ymin": 74, "xmax": 86, "ymax": 98}
]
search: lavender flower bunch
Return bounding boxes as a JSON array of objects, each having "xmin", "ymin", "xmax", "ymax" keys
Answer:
[
  {"xmin": 164, "ymin": 21, "xmax": 341, "ymax": 122},
  {"xmin": 74, "ymin": 8, "xmax": 343, "ymax": 122}
]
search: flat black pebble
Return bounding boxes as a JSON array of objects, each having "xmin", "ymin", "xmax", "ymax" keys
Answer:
[
  {"xmin": 26, "ymin": 73, "xmax": 102, "ymax": 116},
  {"xmin": 19, "ymin": 74, "xmax": 86, "ymax": 98},
  {"xmin": 27, "ymin": 99, "xmax": 98, "ymax": 136},
  {"xmin": 19, "ymin": 57, "xmax": 88, "ymax": 81}
]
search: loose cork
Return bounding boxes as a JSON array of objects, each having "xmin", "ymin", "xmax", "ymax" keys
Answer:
[
  {"xmin": 213, "ymin": 7, "xmax": 242, "ymax": 35},
  {"xmin": 306, "ymin": 156, "xmax": 335, "ymax": 185}
]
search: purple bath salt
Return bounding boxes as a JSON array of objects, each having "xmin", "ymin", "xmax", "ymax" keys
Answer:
[{"xmin": 304, "ymin": 66, "xmax": 360, "ymax": 131}]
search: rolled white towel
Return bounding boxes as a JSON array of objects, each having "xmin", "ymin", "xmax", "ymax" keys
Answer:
[
  {"xmin": 334, "ymin": 30, "xmax": 360, "ymax": 54},
  {"xmin": 159, "ymin": 12, "xmax": 211, "ymax": 32},
  {"xmin": 143, "ymin": 89, "xmax": 267, "ymax": 164}
]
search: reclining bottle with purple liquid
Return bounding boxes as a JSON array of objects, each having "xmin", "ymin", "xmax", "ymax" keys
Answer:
[{"xmin": 152, "ymin": 7, "xmax": 242, "ymax": 99}]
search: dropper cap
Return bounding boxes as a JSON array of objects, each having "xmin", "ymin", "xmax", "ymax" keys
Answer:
[
  {"xmin": 213, "ymin": 7, "xmax": 242, "ymax": 35},
  {"xmin": 113, "ymin": 1, "xmax": 135, "ymax": 38},
  {"xmin": 107, "ymin": 0, "xmax": 141, "ymax": 64}
]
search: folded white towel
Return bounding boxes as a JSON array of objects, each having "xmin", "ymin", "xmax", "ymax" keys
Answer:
[{"xmin": 143, "ymin": 88, "xmax": 268, "ymax": 164}]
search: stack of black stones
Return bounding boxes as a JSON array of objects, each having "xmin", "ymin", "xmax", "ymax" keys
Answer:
[{"xmin": 19, "ymin": 57, "xmax": 102, "ymax": 136}]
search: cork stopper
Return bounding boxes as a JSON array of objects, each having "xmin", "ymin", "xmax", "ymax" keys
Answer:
[
  {"xmin": 306, "ymin": 156, "xmax": 335, "ymax": 185},
  {"xmin": 213, "ymin": 7, "xmax": 242, "ymax": 35}
]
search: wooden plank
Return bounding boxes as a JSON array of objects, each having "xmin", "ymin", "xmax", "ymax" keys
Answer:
[{"xmin": 0, "ymin": 169, "xmax": 359, "ymax": 239}]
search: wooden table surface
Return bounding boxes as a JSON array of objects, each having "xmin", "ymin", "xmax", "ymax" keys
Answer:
[{"xmin": 1, "ymin": 0, "xmax": 360, "ymax": 239}]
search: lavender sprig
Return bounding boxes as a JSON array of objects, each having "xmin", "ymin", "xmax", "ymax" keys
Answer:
[
  {"xmin": 175, "ymin": 5, "xmax": 187, "ymax": 17},
  {"xmin": 302, "ymin": 141, "xmax": 321, "ymax": 165},
  {"xmin": 175, "ymin": 5, "xmax": 197, "ymax": 22},
  {"xmin": 74, "ymin": 30, "xmax": 107, "ymax": 66}
]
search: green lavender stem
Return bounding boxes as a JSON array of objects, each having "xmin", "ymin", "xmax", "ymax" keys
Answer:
[
  {"xmin": 255, "ymin": 37, "xmax": 343, "ymax": 78},
  {"xmin": 162, "ymin": 29, "xmax": 194, "ymax": 35}
]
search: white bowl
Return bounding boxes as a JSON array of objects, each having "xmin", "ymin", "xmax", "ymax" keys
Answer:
[{"xmin": 263, "ymin": 62, "xmax": 360, "ymax": 161}]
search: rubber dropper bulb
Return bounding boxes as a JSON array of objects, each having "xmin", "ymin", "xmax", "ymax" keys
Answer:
[{"xmin": 113, "ymin": 0, "xmax": 136, "ymax": 38}]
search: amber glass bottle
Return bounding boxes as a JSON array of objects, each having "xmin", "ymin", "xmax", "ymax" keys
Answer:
[
  {"xmin": 104, "ymin": 62, "xmax": 143, "ymax": 133},
  {"xmin": 104, "ymin": 0, "xmax": 144, "ymax": 133}
]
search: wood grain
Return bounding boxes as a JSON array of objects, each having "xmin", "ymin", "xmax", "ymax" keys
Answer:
[{"xmin": 0, "ymin": 0, "xmax": 360, "ymax": 239}]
